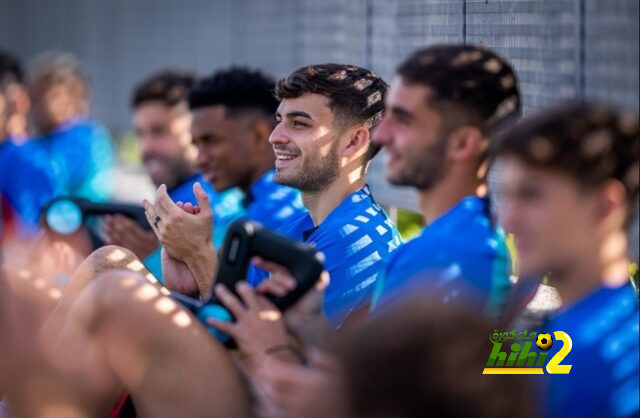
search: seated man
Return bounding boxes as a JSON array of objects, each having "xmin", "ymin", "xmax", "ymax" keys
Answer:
[
  {"xmin": 492, "ymin": 103, "xmax": 639, "ymax": 418},
  {"xmin": 147, "ymin": 64, "xmax": 402, "ymax": 326},
  {"xmin": 23, "ymin": 52, "xmax": 116, "ymax": 202},
  {"xmin": 104, "ymin": 70, "xmax": 243, "ymax": 273},
  {"xmin": 144, "ymin": 67, "xmax": 306, "ymax": 296},
  {"xmin": 370, "ymin": 44, "xmax": 520, "ymax": 318}
]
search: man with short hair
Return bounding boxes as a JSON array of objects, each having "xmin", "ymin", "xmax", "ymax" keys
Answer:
[
  {"xmin": 244, "ymin": 63, "xmax": 402, "ymax": 326},
  {"xmin": 492, "ymin": 103, "xmax": 639, "ymax": 418},
  {"xmin": 370, "ymin": 45, "xmax": 520, "ymax": 317},
  {"xmin": 144, "ymin": 67, "xmax": 306, "ymax": 296},
  {"xmin": 104, "ymin": 70, "xmax": 243, "ymax": 262}
]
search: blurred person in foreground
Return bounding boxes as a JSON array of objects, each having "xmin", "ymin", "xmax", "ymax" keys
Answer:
[
  {"xmin": 492, "ymin": 103, "xmax": 639, "ymax": 418},
  {"xmin": 23, "ymin": 51, "xmax": 116, "ymax": 202},
  {"xmin": 0, "ymin": 52, "xmax": 55, "ymax": 243},
  {"xmin": 103, "ymin": 70, "xmax": 243, "ymax": 272},
  {"xmin": 0, "ymin": 50, "xmax": 30, "ymax": 142}
]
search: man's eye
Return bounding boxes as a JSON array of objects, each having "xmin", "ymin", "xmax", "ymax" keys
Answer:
[{"xmin": 292, "ymin": 120, "xmax": 308, "ymax": 128}]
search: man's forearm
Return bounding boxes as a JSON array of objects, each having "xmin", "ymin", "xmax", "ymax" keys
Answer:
[{"xmin": 184, "ymin": 243, "xmax": 217, "ymax": 298}]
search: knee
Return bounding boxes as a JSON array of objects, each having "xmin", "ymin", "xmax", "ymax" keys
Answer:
[{"xmin": 91, "ymin": 270, "xmax": 166, "ymax": 320}]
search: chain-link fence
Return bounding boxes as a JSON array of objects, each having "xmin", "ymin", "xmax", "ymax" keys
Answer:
[{"xmin": 1, "ymin": 0, "xmax": 638, "ymax": 212}]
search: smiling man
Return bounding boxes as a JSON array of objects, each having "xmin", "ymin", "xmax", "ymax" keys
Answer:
[
  {"xmin": 245, "ymin": 64, "xmax": 402, "ymax": 326},
  {"xmin": 369, "ymin": 45, "xmax": 521, "ymax": 318},
  {"xmin": 104, "ymin": 70, "xmax": 243, "ymax": 260}
]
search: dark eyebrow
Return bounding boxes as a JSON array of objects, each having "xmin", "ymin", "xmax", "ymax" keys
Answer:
[
  {"xmin": 285, "ymin": 110, "xmax": 314, "ymax": 121},
  {"xmin": 390, "ymin": 106, "xmax": 414, "ymax": 120}
]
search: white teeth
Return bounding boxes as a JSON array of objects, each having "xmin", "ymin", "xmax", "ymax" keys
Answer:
[{"xmin": 277, "ymin": 155, "xmax": 297, "ymax": 161}]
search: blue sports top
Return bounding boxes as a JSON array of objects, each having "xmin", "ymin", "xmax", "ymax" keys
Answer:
[
  {"xmin": 541, "ymin": 282, "xmax": 639, "ymax": 418},
  {"xmin": 0, "ymin": 138, "xmax": 56, "ymax": 234},
  {"xmin": 22, "ymin": 119, "xmax": 116, "ymax": 202},
  {"xmin": 249, "ymin": 185, "xmax": 403, "ymax": 327},
  {"xmin": 242, "ymin": 169, "xmax": 304, "ymax": 231},
  {"xmin": 372, "ymin": 196, "xmax": 512, "ymax": 319}
]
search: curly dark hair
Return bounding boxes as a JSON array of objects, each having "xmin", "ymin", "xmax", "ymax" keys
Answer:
[
  {"xmin": 188, "ymin": 66, "xmax": 278, "ymax": 119},
  {"xmin": 491, "ymin": 102, "xmax": 639, "ymax": 222},
  {"xmin": 275, "ymin": 63, "xmax": 388, "ymax": 161},
  {"xmin": 397, "ymin": 44, "xmax": 521, "ymax": 133},
  {"xmin": 131, "ymin": 70, "xmax": 197, "ymax": 109}
]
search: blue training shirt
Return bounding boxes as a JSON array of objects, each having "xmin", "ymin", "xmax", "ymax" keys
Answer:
[
  {"xmin": 0, "ymin": 138, "xmax": 56, "ymax": 234},
  {"xmin": 22, "ymin": 119, "xmax": 116, "ymax": 202},
  {"xmin": 372, "ymin": 196, "xmax": 512, "ymax": 318},
  {"xmin": 249, "ymin": 185, "xmax": 403, "ymax": 327},
  {"xmin": 541, "ymin": 282, "xmax": 639, "ymax": 418},
  {"xmin": 242, "ymin": 169, "xmax": 304, "ymax": 231}
]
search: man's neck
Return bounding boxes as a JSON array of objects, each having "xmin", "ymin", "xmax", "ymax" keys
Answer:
[
  {"xmin": 243, "ymin": 162, "xmax": 275, "ymax": 193},
  {"xmin": 303, "ymin": 174, "xmax": 366, "ymax": 226},
  {"xmin": 550, "ymin": 232, "xmax": 630, "ymax": 308},
  {"xmin": 417, "ymin": 172, "xmax": 480, "ymax": 225}
]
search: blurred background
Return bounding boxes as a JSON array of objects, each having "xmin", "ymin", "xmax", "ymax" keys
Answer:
[{"xmin": 0, "ymin": 0, "xmax": 638, "ymax": 249}]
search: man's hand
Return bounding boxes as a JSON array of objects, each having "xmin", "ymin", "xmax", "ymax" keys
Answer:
[
  {"xmin": 144, "ymin": 182, "xmax": 217, "ymax": 295},
  {"xmin": 257, "ymin": 349, "xmax": 348, "ymax": 418},
  {"xmin": 143, "ymin": 182, "xmax": 213, "ymax": 263},
  {"xmin": 206, "ymin": 282, "xmax": 292, "ymax": 360},
  {"xmin": 103, "ymin": 214, "xmax": 158, "ymax": 260},
  {"xmin": 253, "ymin": 257, "xmax": 330, "ymax": 336},
  {"xmin": 161, "ymin": 248, "xmax": 199, "ymax": 296}
]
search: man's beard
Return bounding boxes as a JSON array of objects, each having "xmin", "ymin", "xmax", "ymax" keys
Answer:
[
  {"xmin": 146, "ymin": 156, "xmax": 194, "ymax": 190},
  {"xmin": 274, "ymin": 140, "xmax": 341, "ymax": 193},
  {"xmin": 388, "ymin": 134, "xmax": 448, "ymax": 191}
]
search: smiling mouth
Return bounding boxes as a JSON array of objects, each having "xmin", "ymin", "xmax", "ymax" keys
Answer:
[{"xmin": 275, "ymin": 153, "xmax": 299, "ymax": 167}]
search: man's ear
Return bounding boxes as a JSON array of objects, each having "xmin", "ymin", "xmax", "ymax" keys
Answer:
[
  {"xmin": 595, "ymin": 179, "xmax": 627, "ymax": 228},
  {"xmin": 447, "ymin": 126, "xmax": 485, "ymax": 163},
  {"xmin": 251, "ymin": 119, "xmax": 274, "ymax": 147},
  {"xmin": 342, "ymin": 126, "xmax": 370, "ymax": 159}
]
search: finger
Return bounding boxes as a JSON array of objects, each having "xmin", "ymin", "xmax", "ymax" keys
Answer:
[
  {"xmin": 252, "ymin": 257, "xmax": 294, "ymax": 282},
  {"xmin": 316, "ymin": 271, "xmax": 330, "ymax": 291},
  {"xmin": 154, "ymin": 184, "xmax": 177, "ymax": 217},
  {"xmin": 143, "ymin": 200, "xmax": 160, "ymax": 232},
  {"xmin": 176, "ymin": 201, "xmax": 184, "ymax": 209},
  {"xmin": 183, "ymin": 202, "xmax": 195, "ymax": 214},
  {"xmin": 193, "ymin": 182, "xmax": 212, "ymax": 215},
  {"xmin": 214, "ymin": 284, "xmax": 246, "ymax": 318},
  {"xmin": 256, "ymin": 279, "xmax": 289, "ymax": 297},
  {"xmin": 236, "ymin": 281, "xmax": 258, "ymax": 309},
  {"xmin": 193, "ymin": 206, "xmax": 201, "ymax": 215},
  {"xmin": 206, "ymin": 317, "xmax": 236, "ymax": 336}
]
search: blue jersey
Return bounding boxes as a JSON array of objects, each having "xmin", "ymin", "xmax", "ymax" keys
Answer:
[
  {"xmin": 23, "ymin": 119, "xmax": 116, "ymax": 202},
  {"xmin": 372, "ymin": 196, "xmax": 512, "ymax": 318},
  {"xmin": 541, "ymin": 283, "xmax": 639, "ymax": 418},
  {"xmin": 249, "ymin": 186, "xmax": 403, "ymax": 327},
  {"xmin": 242, "ymin": 169, "xmax": 304, "ymax": 231},
  {"xmin": 0, "ymin": 138, "xmax": 55, "ymax": 234}
]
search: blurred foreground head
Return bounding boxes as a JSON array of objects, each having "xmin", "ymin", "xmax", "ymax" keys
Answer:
[
  {"xmin": 492, "ymin": 103, "xmax": 639, "ymax": 278},
  {"xmin": 342, "ymin": 298, "xmax": 532, "ymax": 418}
]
